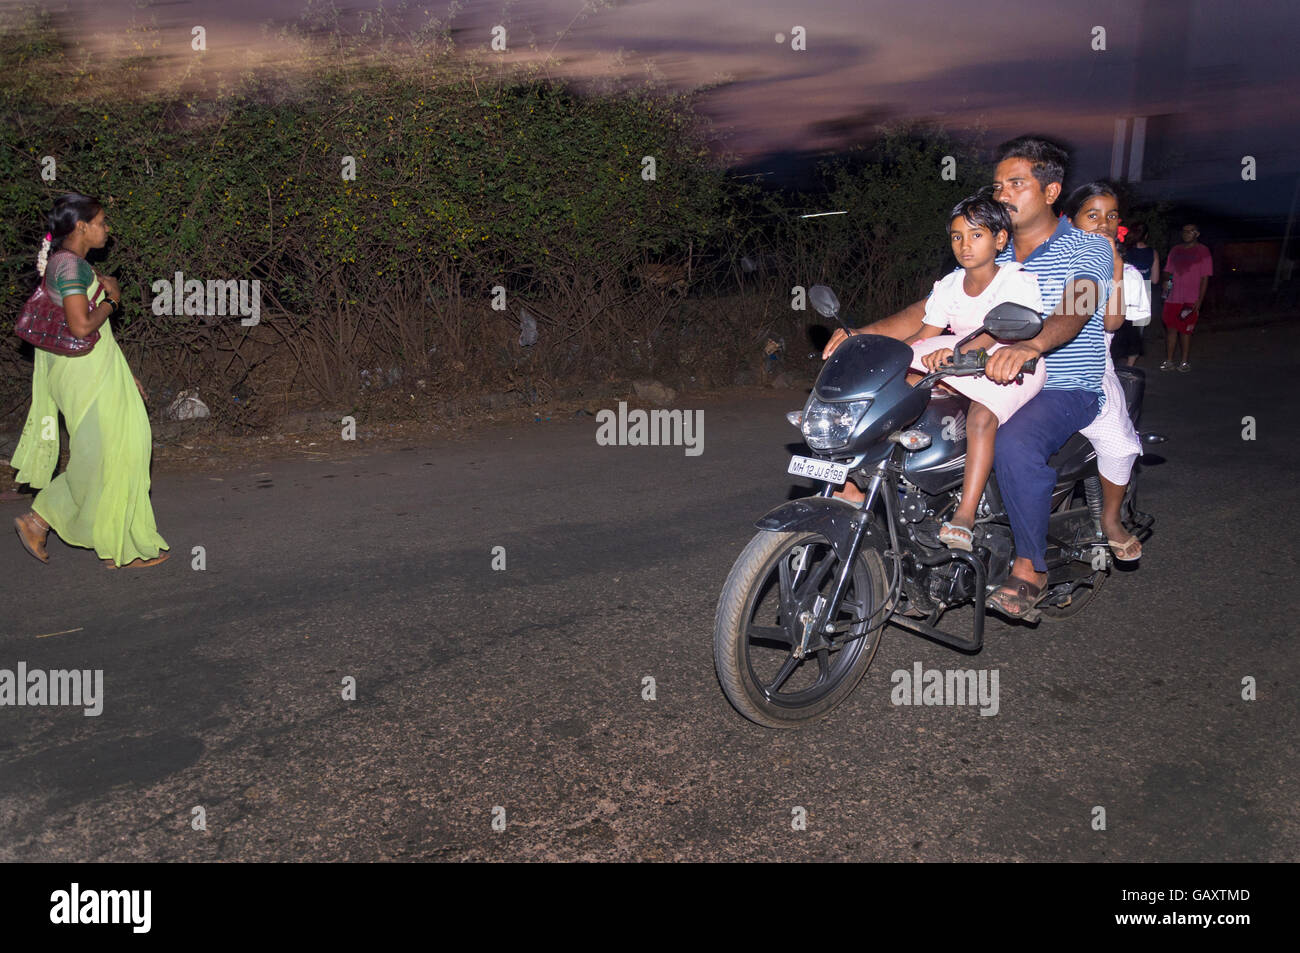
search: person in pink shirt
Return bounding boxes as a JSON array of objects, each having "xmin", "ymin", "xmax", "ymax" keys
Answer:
[{"xmin": 1161, "ymin": 223, "xmax": 1211, "ymax": 371}]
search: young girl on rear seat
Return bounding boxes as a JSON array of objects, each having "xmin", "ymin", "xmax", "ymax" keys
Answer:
[
  {"xmin": 1065, "ymin": 183, "xmax": 1146, "ymax": 562},
  {"xmin": 906, "ymin": 190, "xmax": 1046, "ymax": 552}
]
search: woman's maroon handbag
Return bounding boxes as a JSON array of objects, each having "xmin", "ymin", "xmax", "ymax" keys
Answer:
[{"xmin": 14, "ymin": 251, "xmax": 100, "ymax": 356}]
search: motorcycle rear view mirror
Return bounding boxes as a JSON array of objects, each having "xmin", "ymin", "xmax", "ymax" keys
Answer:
[
  {"xmin": 809, "ymin": 285, "xmax": 840, "ymax": 320},
  {"xmin": 982, "ymin": 302, "xmax": 1043, "ymax": 341}
]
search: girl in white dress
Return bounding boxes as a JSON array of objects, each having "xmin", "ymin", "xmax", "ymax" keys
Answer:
[
  {"xmin": 1065, "ymin": 183, "xmax": 1146, "ymax": 561},
  {"xmin": 909, "ymin": 192, "xmax": 1046, "ymax": 551}
]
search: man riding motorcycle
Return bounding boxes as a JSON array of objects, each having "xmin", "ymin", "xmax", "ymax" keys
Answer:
[{"xmin": 822, "ymin": 137, "xmax": 1114, "ymax": 620}]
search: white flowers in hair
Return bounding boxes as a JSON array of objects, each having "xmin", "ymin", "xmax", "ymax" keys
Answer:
[{"xmin": 36, "ymin": 234, "xmax": 52, "ymax": 276}]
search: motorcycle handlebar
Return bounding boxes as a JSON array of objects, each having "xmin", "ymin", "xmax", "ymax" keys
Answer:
[{"xmin": 924, "ymin": 351, "xmax": 1038, "ymax": 386}]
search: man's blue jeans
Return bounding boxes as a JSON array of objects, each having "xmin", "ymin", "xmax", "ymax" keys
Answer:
[{"xmin": 993, "ymin": 388, "xmax": 1100, "ymax": 573}]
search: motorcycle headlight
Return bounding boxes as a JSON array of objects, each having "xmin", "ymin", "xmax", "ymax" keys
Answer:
[{"xmin": 801, "ymin": 397, "xmax": 872, "ymax": 451}]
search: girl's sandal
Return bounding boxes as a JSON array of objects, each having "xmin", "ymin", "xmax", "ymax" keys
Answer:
[
  {"xmin": 987, "ymin": 575, "xmax": 1045, "ymax": 619},
  {"xmin": 1107, "ymin": 535, "xmax": 1142, "ymax": 562},
  {"xmin": 938, "ymin": 521, "xmax": 974, "ymax": 552},
  {"xmin": 104, "ymin": 551, "xmax": 171, "ymax": 570}
]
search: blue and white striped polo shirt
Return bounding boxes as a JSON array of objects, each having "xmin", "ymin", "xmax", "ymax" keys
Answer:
[{"xmin": 996, "ymin": 215, "xmax": 1111, "ymax": 396}]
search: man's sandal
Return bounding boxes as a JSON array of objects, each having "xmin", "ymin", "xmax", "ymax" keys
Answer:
[
  {"xmin": 1108, "ymin": 535, "xmax": 1142, "ymax": 562},
  {"xmin": 938, "ymin": 521, "xmax": 974, "ymax": 552},
  {"xmin": 987, "ymin": 575, "xmax": 1046, "ymax": 619}
]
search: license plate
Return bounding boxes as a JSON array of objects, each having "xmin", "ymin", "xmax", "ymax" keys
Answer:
[{"xmin": 788, "ymin": 455, "xmax": 849, "ymax": 484}]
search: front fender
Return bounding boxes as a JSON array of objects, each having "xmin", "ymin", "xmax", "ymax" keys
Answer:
[{"xmin": 755, "ymin": 497, "xmax": 886, "ymax": 565}]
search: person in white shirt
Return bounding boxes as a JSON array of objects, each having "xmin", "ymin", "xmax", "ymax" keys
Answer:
[{"xmin": 907, "ymin": 191, "xmax": 1046, "ymax": 551}]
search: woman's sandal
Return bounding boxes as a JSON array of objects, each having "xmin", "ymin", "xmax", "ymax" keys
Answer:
[
  {"xmin": 14, "ymin": 512, "xmax": 50, "ymax": 563},
  {"xmin": 103, "ymin": 551, "xmax": 171, "ymax": 570},
  {"xmin": 987, "ymin": 575, "xmax": 1046, "ymax": 619},
  {"xmin": 938, "ymin": 520, "xmax": 974, "ymax": 552},
  {"xmin": 1107, "ymin": 535, "xmax": 1142, "ymax": 562}
]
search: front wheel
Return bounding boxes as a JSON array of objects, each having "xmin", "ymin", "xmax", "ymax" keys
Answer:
[{"xmin": 713, "ymin": 529, "xmax": 889, "ymax": 728}]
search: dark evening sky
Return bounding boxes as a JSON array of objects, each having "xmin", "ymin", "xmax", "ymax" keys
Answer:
[{"xmin": 12, "ymin": 0, "xmax": 1300, "ymax": 227}]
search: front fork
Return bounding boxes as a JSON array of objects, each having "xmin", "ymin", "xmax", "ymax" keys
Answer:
[{"xmin": 794, "ymin": 460, "xmax": 891, "ymax": 659}]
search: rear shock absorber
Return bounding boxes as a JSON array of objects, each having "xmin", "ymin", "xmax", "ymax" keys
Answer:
[{"xmin": 1083, "ymin": 475, "xmax": 1104, "ymax": 531}]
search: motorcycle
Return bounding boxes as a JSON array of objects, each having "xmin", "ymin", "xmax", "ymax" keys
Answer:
[{"xmin": 713, "ymin": 285, "xmax": 1164, "ymax": 728}]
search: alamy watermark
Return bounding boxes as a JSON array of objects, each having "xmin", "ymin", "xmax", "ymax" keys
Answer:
[
  {"xmin": 50, "ymin": 883, "xmax": 150, "ymax": 933},
  {"xmin": 151, "ymin": 272, "xmax": 260, "ymax": 325},
  {"xmin": 595, "ymin": 401, "xmax": 703, "ymax": 456},
  {"xmin": 891, "ymin": 662, "xmax": 999, "ymax": 716},
  {"xmin": 0, "ymin": 662, "xmax": 103, "ymax": 716}
]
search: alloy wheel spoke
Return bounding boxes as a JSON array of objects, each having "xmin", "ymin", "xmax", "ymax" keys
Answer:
[
  {"xmin": 747, "ymin": 624, "xmax": 793, "ymax": 647},
  {"xmin": 777, "ymin": 556, "xmax": 794, "ymax": 612},
  {"xmin": 814, "ymin": 647, "xmax": 830, "ymax": 684},
  {"xmin": 837, "ymin": 594, "xmax": 866, "ymax": 628},
  {"xmin": 793, "ymin": 548, "xmax": 837, "ymax": 601},
  {"xmin": 767, "ymin": 654, "xmax": 800, "ymax": 694}
]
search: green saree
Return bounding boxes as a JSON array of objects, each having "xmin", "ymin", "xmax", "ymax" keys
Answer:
[{"xmin": 9, "ymin": 253, "xmax": 168, "ymax": 566}]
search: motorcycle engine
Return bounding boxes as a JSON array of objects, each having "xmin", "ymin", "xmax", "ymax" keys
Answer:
[
  {"xmin": 900, "ymin": 489, "xmax": 929, "ymax": 523},
  {"xmin": 927, "ymin": 560, "xmax": 976, "ymax": 606}
]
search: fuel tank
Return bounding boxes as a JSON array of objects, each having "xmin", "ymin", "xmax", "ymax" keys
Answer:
[{"xmin": 902, "ymin": 390, "xmax": 970, "ymax": 494}]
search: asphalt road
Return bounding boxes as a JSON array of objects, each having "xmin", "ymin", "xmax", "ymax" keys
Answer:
[{"xmin": 1, "ymin": 323, "xmax": 1296, "ymax": 861}]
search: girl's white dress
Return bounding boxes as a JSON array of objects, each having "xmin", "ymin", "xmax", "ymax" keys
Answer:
[
  {"xmin": 1079, "ymin": 264, "xmax": 1146, "ymax": 484},
  {"xmin": 909, "ymin": 261, "xmax": 1047, "ymax": 426}
]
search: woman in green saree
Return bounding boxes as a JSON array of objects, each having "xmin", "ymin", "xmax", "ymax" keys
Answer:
[{"xmin": 11, "ymin": 193, "xmax": 169, "ymax": 568}]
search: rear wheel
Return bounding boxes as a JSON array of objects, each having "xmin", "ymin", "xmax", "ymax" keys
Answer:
[
  {"xmin": 713, "ymin": 530, "xmax": 888, "ymax": 728},
  {"xmin": 1037, "ymin": 568, "xmax": 1107, "ymax": 620},
  {"xmin": 1039, "ymin": 472, "xmax": 1122, "ymax": 622}
]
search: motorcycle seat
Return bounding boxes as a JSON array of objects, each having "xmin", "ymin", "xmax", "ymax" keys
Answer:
[
  {"xmin": 1048, "ymin": 431, "xmax": 1097, "ymax": 477},
  {"xmin": 1114, "ymin": 365, "xmax": 1144, "ymax": 424}
]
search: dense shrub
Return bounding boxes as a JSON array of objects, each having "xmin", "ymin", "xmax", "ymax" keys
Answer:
[{"xmin": 0, "ymin": 5, "xmax": 1000, "ymax": 427}]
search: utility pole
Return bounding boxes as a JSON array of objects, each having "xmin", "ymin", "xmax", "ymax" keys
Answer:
[{"xmin": 1274, "ymin": 175, "xmax": 1299, "ymax": 291}]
